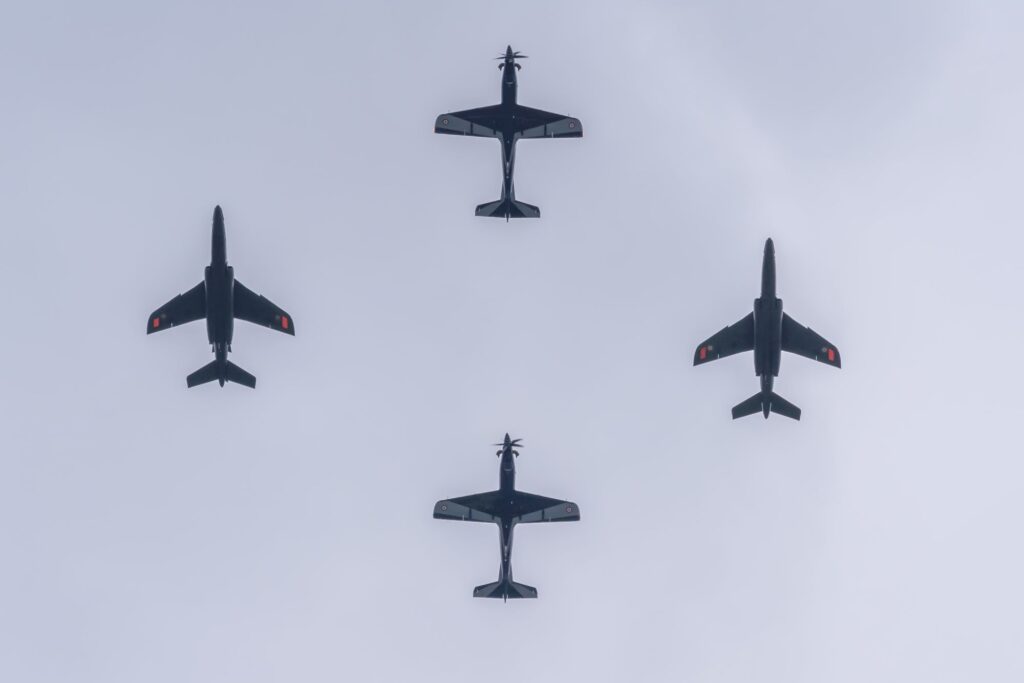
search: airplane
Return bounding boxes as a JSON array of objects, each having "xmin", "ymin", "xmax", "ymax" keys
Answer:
[
  {"xmin": 434, "ymin": 434, "xmax": 580, "ymax": 600},
  {"xmin": 693, "ymin": 238, "xmax": 841, "ymax": 420},
  {"xmin": 147, "ymin": 205, "xmax": 294, "ymax": 388},
  {"xmin": 434, "ymin": 45, "xmax": 582, "ymax": 220}
]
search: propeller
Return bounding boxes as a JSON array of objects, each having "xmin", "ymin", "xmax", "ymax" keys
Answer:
[
  {"xmin": 493, "ymin": 437, "xmax": 524, "ymax": 457},
  {"xmin": 496, "ymin": 50, "xmax": 527, "ymax": 70}
]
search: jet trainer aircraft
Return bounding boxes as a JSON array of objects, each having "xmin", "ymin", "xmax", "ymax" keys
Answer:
[
  {"xmin": 147, "ymin": 206, "xmax": 294, "ymax": 388},
  {"xmin": 434, "ymin": 434, "xmax": 580, "ymax": 600},
  {"xmin": 434, "ymin": 46, "xmax": 582, "ymax": 220},
  {"xmin": 693, "ymin": 238, "xmax": 841, "ymax": 420}
]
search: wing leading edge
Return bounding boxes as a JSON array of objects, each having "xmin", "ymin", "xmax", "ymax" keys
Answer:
[
  {"xmin": 781, "ymin": 313, "xmax": 840, "ymax": 367},
  {"xmin": 433, "ymin": 491, "xmax": 580, "ymax": 524},
  {"xmin": 435, "ymin": 106, "xmax": 502, "ymax": 138},
  {"xmin": 511, "ymin": 105, "xmax": 582, "ymax": 139},
  {"xmin": 694, "ymin": 312, "xmax": 755, "ymax": 365},
  {"xmin": 148, "ymin": 282, "xmax": 206, "ymax": 333},
  {"xmin": 233, "ymin": 280, "xmax": 294, "ymax": 335},
  {"xmin": 434, "ymin": 104, "xmax": 582, "ymax": 139}
]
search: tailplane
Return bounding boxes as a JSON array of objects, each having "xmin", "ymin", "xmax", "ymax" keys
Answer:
[
  {"xmin": 186, "ymin": 360, "xmax": 256, "ymax": 389},
  {"xmin": 731, "ymin": 391, "xmax": 801, "ymax": 420},
  {"xmin": 473, "ymin": 578, "xmax": 538, "ymax": 600},
  {"xmin": 475, "ymin": 197, "xmax": 540, "ymax": 219}
]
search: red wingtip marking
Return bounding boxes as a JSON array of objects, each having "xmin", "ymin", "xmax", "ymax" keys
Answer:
[
  {"xmin": 699, "ymin": 346, "xmax": 707, "ymax": 360},
  {"xmin": 281, "ymin": 316, "xmax": 289, "ymax": 330},
  {"xmin": 827, "ymin": 348, "xmax": 835, "ymax": 362},
  {"xmin": 152, "ymin": 317, "xmax": 160, "ymax": 329}
]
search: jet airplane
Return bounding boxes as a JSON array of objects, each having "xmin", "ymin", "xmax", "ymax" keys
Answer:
[
  {"xmin": 434, "ymin": 434, "xmax": 580, "ymax": 600},
  {"xmin": 434, "ymin": 45, "xmax": 582, "ymax": 220},
  {"xmin": 693, "ymin": 239, "xmax": 841, "ymax": 420},
  {"xmin": 147, "ymin": 206, "xmax": 294, "ymax": 388}
]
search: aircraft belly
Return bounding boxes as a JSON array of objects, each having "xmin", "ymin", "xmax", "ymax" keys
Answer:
[
  {"xmin": 204, "ymin": 270, "xmax": 234, "ymax": 345},
  {"xmin": 754, "ymin": 299, "xmax": 783, "ymax": 376}
]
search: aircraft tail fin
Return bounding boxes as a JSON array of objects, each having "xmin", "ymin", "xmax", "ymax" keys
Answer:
[
  {"xmin": 731, "ymin": 393, "xmax": 764, "ymax": 419},
  {"xmin": 731, "ymin": 391, "xmax": 801, "ymax": 420},
  {"xmin": 473, "ymin": 579, "xmax": 537, "ymax": 600},
  {"xmin": 224, "ymin": 361, "xmax": 256, "ymax": 388},
  {"xmin": 186, "ymin": 360, "xmax": 220, "ymax": 388},
  {"xmin": 475, "ymin": 197, "xmax": 540, "ymax": 219},
  {"xmin": 767, "ymin": 392, "xmax": 800, "ymax": 420},
  {"xmin": 185, "ymin": 360, "xmax": 256, "ymax": 389}
]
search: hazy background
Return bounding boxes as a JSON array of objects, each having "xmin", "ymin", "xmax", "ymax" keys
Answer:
[{"xmin": 1, "ymin": 1, "xmax": 1022, "ymax": 681}]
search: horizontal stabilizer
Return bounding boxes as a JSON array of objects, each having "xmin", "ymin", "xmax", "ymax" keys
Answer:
[
  {"xmin": 731, "ymin": 392, "xmax": 801, "ymax": 420},
  {"xmin": 731, "ymin": 393, "xmax": 763, "ymax": 419},
  {"xmin": 475, "ymin": 198, "xmax": 540, "ymax": 219},
  {"xmin": 186, "ymin": 361, "xmax": 220, "ymax": 388},
  {"xmin": 473, "ymin": 579, "xmax": 537, "ymax": 600},
  {"xmin": 767, "ymin": 392, "xmax": 800, "ymax": 420},
  {"xmin": 185, "ymin": 360, "xmax": 256, "ymax": 389},
  {"xmin": 224, "ymin": 361, "xmax": 256, "ymax": 388}
]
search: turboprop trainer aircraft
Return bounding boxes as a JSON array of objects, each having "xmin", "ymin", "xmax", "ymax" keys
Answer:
[
  {"xmin": 693, "ymin": 238, "xmax": 841, "ymax": 420},
  {"xmin": 434, "ymin": 434, "xmax": 580, "ymax": 600},
  {"xmin": 147, "ymin": 206, "xmax": 294, "ymax": 388},
  {"xmin": 434, "ymin": 45, "xmax": 582, "ymax": 220}
]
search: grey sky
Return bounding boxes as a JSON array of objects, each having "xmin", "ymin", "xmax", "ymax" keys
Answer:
[{"xmin": 1, "ymin": 1, "xmax": 1022, "ymax": 681}]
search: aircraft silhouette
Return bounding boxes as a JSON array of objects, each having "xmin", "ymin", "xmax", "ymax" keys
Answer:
[
  {"xmin": 434, "ymin": 434, "xmax": 580, "ymax": 600},
  {"xmin": 694, "ymin": 238, "xmax": 841, "ymax": 419},
  {"xmin": 147, "ymin": 206, "xmax": 294, "ymax": 388},
  {"xmin": 435, "ymin": 45, "xmax": 582, "ymax": 220}
]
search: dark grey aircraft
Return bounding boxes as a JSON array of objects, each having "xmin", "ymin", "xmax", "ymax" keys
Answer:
[
  {"xmin": 147, "ymin": 206, "xmax": 294, "ymax": 388},
  {"xmin": 434, "ymin": 45, "xmax": 582, "ymax": 220},
  {"xmin": 434, "ymin": 434, "xmax": 580, "ymax": 600},
  {"xmin": 693, "ymin": 238, "xmax": 841, "ymax": 420}
]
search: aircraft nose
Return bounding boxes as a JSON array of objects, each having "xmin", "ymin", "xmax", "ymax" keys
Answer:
[
  {"xmin": 213, "ymin": 205, "xmax": 224, "ymax": 225},
  {"xmin": 765, "ymin": 237, "xmax": 775, "ymax": 253}
]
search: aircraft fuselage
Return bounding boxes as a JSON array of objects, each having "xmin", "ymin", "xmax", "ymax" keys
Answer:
[
  {"xmin": 498, "ymin": 55, "xmax": 520, "ymax": 198},
  {"xmin": 497, "ymin": 443, "xmax": 518, "ymax": 582},
  {"xmin": 753, "ymin": 238, "xmax": 783, "ymax": 386},
  {"xmin": 204, "ymin": 207, "xmax": 234, "ymax": 360}
]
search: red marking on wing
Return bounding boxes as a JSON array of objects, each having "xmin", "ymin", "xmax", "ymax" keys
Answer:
[
  {"xmin": 699, "ymin": 346, "xmax": 707, "ymax": 360},
  {"xmin": 152, "ymin": 317, "xmax": 160, "ymax": 329},
  {"xmin": 281, "ymin": 316, "xmax": 289, "ymax": 330},
  {"xmin": 827, "ymin": 348, "xmax": 835, "ymax": 362}
]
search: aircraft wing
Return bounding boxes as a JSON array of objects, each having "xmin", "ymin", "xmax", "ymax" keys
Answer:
[
  {"xmin": 434, "ymin": 491, "xmax": 503, "ymax": 523},
  {"xmin": 694, "ymin": 312, "xmax": 755, "ymax": 365},
  {"xmin": 510, "ymin": 492, "xmax": 580, "ymax": 524},
  {"xmin": 781, "ymin": 313, "xmax": 841, "ymax": 367},
  {"xmin": 233, "ymin": 280, "xmax": 294, "ymax": 335},
  {"xmin": 434, "ymin": 105, "xmax": 503, "ymax": 138},
  {"xmin": 512, "ymin": 105, "xmax": 582, "ymax": 139},
  {"xmin": 147, "ymin": 281, "xmax": 206, "ymax": 333}
]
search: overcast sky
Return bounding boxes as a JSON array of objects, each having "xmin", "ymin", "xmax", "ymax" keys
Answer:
[{"xmin": 1, "ymin": 1, "xmax": 1022, "ymax": 681}]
